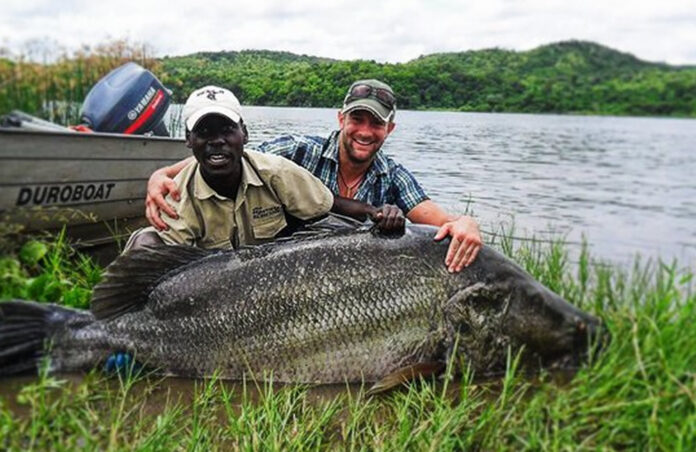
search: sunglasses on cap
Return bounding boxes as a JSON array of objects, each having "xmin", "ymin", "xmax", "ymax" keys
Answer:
[{"xmin": 344, "ymin": 84, "xmax": 397, "ymax": 111}]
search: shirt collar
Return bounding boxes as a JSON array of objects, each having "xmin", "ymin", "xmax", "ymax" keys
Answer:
[
  {"xmin": 370, "ymin": 148, "xmax": 389, "ymax": 176},
  {"xmin": 322, "ymin": 131, "xmax": 341, "ymax": 163},
  {"xmin": 240, "ymin": 151, "xmax": 264, "ymax": 188}
]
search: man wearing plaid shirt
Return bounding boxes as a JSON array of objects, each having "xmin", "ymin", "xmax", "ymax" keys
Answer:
[{"xmin": 146, "ymin": 79, "xmax": 482, "ymax": 272}]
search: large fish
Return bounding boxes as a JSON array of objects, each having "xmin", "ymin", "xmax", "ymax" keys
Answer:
[{"xmin": 0, "ymin": 218, "xmax": 603, "ymax": 391}]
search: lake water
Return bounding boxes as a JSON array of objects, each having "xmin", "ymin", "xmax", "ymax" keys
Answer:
[{"xmin": 174, "ymin": 107, "xmax": 696, "ymax": 268}]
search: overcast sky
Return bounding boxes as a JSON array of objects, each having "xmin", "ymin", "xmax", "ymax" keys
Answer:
[{"xmin": 2, "ymin": 0, "xmax": 695, "ymax": 65}]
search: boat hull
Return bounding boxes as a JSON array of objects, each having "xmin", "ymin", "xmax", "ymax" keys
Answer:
[{"xmin": 0, "ymin": 128, "xmax": 188, "ymax": 253}]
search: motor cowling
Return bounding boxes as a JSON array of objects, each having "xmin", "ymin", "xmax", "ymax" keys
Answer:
[{"xmin": 80, "ymin": 62, "xmax": 170, "ymax": 136}]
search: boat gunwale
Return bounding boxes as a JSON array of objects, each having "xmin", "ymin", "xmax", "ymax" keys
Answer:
[{"xmin": 0, "ymin": 127, "xmax": 184, "ymax": 144}]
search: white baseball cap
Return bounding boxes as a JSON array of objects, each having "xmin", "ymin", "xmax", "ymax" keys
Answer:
[{"xmin": 183, "ymin": 85, "xmax": 243, "ymax": 131}]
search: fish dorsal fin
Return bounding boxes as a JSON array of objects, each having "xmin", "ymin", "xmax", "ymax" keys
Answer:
[
  {"xmin": 307, "ymin": 212, "xmax": 366, "ymax": 231},
  {"xmin": 366, "ymin": 362, "xmax": 446, "ymax": 395},
  {"xmin": 284, "ymin": 213, "xmax": 369, "ymax": 239},
  {"xmin": 236, "ymin": 213, "xmax": 370, "ymax": 251},
  {"xmin": 91, "ymin": 245, "xmax": 216, "ymax": 321}
]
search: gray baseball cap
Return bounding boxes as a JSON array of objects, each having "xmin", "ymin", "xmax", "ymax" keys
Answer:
[{"xmin": 341, "ymin": 79, "xmax": 397, "ymax": 122}]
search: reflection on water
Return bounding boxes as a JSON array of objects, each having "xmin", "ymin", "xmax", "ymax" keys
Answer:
[{"xmin": 230, "ymin": 108, "xmax": 695, "ymax": 267}]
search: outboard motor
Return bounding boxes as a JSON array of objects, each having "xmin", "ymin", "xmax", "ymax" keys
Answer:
[{"xmin": 80, "ymin": 62, "xmax": 170, "ymax": 136}]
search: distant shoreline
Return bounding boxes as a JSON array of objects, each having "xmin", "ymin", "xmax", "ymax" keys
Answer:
[{"xmin": 3, "ymin": 39, "xmax": 695, "ymax": 120}]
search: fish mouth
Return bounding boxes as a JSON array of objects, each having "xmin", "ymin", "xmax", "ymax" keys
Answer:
[{"xmin": 541, "ymin": 317, "xmax": 609, "ymax": 369}]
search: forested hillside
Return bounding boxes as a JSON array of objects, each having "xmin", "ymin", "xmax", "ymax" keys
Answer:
[
  {"xmin": 2, "ymin": 40, "xmax": 695, "ymax": 118},
  {"xmin": 158, "ymin": 41, "xmax": 696, "ymax": 116}
]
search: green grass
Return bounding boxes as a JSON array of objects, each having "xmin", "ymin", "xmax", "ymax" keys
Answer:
[
  {"xmin": 0, "ymin": 230, "xmax": 694, "ymax": 451},
  {"xmin": 0, "ymin": 229, "xmax": 100, "ymax": 308}
]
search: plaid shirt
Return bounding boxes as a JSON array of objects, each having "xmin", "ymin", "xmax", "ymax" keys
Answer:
[{"xmin": 257, "ymin": 131, "xmax": 429, "ymax": 214}]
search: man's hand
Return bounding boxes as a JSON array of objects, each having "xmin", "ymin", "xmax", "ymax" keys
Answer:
[
  {"xmin": 369, "ymin": 204, "xmax": 405, "ymax": 234},
  {"xmin": 405, "ymin": 201, "xmax": 483, "ymax": 273},
  {"xmin": 433, "ymin": 216, "xmax": 482, "ymax": 272},
  {"xmin": 331, "ymin": 197, "xmax": 405, "ymax": 234},
  {"xmin": 145, "ymin": 170, "xmax": 180, "ymax": 230}
]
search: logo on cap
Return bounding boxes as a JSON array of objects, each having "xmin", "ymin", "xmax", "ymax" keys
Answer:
[{"xmin": 198, "ymin": 89, "xmax": 225, "ymax": 101}]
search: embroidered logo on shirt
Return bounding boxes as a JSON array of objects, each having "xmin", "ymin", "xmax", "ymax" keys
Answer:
[{"xmin": 252, "ymin": 205, "xmax": 282, "ymax": 219}]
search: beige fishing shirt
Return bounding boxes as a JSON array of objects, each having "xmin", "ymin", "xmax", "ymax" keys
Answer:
[{"xmin": 153, "ymin": 150, "xmax": 333, "ymax": 249}]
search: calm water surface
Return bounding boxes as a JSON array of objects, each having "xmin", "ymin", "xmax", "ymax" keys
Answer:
[{"xmin": 229, "ymin": 107, "xmax": 695, "ymax": 268}]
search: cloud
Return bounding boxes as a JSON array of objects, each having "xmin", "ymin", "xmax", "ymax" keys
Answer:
[{"xmin": 1, "ymin": 0, "xmax": 694, "ymax": 64}]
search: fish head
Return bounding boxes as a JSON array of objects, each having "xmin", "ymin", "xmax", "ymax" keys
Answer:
[
  {"xmin": 446, "ymin": 246, "xmax": 607, "ymax": 374},
  {"xmin": 500, "ymin": 278, "xmax": 606, "ymax": 369}
]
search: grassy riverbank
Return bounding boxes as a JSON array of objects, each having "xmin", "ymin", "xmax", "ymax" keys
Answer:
[{"xmin": 0, "ymin": 230, "xmax": 694, "ymax": 450}]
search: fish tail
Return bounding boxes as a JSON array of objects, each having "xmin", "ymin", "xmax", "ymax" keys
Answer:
[{"xmin": 0, "ymin": 300, "xmax": 87, "ymax": 376}]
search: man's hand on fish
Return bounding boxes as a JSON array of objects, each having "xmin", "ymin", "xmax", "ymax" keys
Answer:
[
  {"xmin": 330, "ymin": 197, "xmax": 405, "ymax": 234},
  {"xmin": 404, "ymin": 200, "xmax": 483, "ymax": 273},
  {"xmin": 369, "ymin": 204, "xmax": 406, "ymax": 234},
  {"xmin": 434, "ymin": 216, "xmax": 482, "ymax": 273}
]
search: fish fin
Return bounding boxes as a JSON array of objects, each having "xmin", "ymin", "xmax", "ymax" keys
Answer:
[
  {"xmin": 287, "ymin": 214, "xmax": 368, "ymax": 239},
  {"xmin": 0, "ymin": 300, "xmax": 85, "ymax": 376},
  {"xmin": 91, "ymin": 245, "xmax": 216, "ymax": 320},
  {"xmin": 305, "ymin": 213, "xmax": 367, "ymax": 232},
  {"xmin": 235, "ymin": 213, "xmax": 369, "ymax": 251},
  {"xmin": 367, "ymin": 362, "xmax": 446, "ymax": 395}
]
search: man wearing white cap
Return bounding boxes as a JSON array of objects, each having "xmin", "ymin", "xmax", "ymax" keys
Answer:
[
  {"xmin": 125, "ymin": 85, "xmax": 403, "ymax": 251},
  {"xmin": 144, "ymin": 80, "xmax": 482, "ymax": 272}
]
